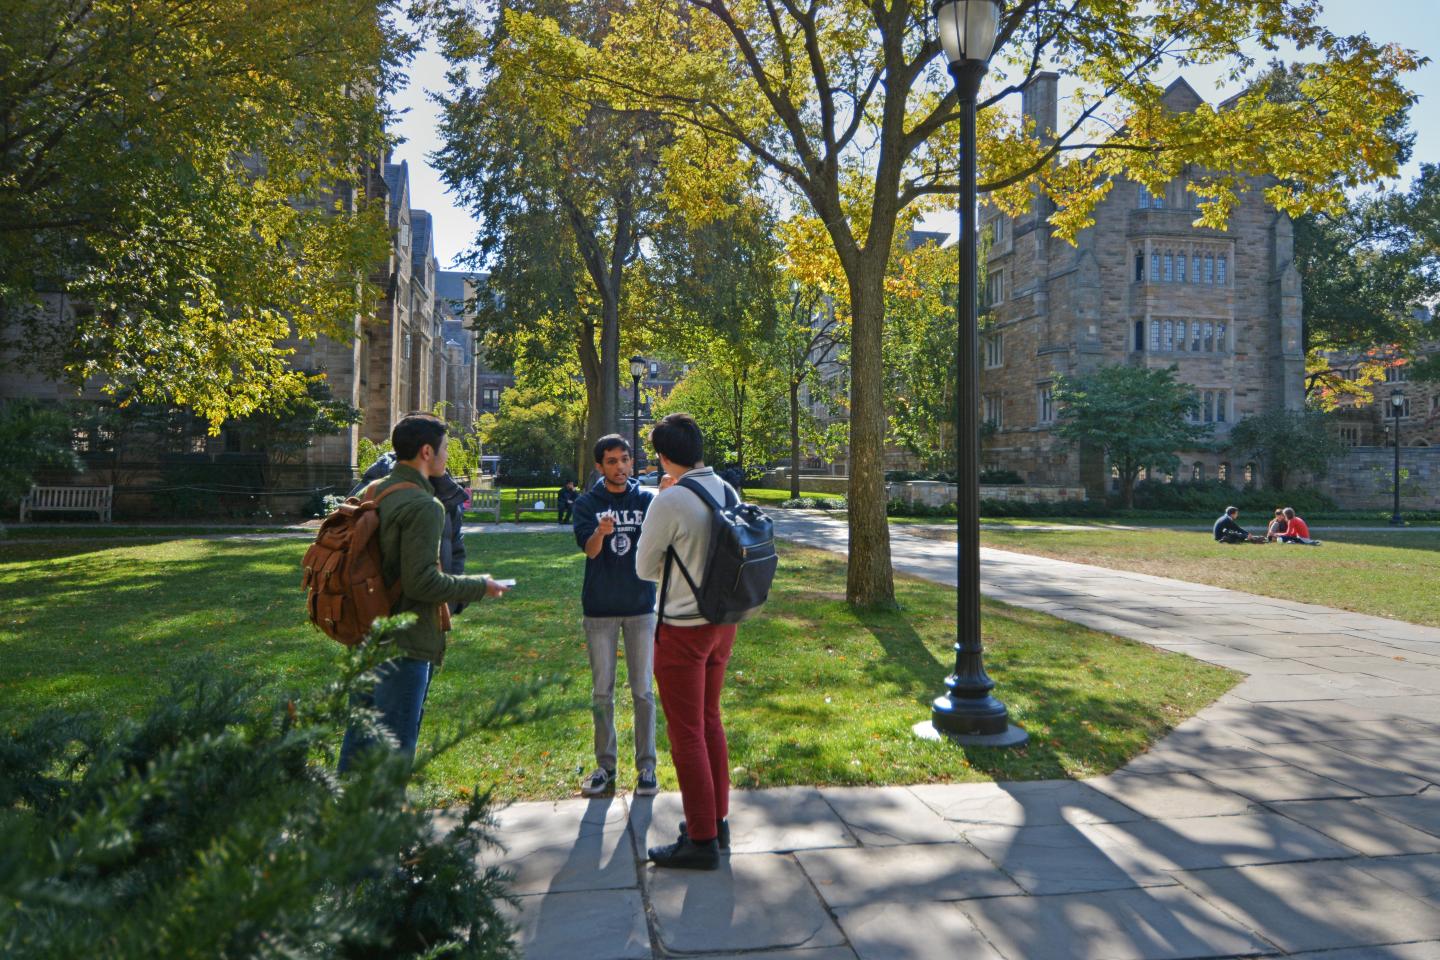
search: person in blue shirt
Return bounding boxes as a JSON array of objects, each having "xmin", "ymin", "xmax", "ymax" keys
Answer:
[{"xmin": 571, "ymin": 434, "xmax": 659, "ymax": 798}]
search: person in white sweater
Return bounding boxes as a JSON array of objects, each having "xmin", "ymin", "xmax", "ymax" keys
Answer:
[{"xmin": 633, "ymin": 413, "xmax": 738, "ymax": 871}]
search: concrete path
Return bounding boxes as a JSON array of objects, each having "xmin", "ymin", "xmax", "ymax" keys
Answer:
[{"xmin": 496, "ymin": 512, "xmax": 1440, "ymax": 959}]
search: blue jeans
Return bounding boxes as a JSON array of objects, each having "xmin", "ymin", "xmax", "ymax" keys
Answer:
[{"xmin": 338, "ymin": 656, "xmax": 433, "ymax": 772}]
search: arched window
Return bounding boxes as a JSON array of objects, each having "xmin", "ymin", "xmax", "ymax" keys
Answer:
[
  {"xmin": 1218, "ymin": 462, "xmax": 1229, "ymax": 482},
  {"xmin": 1192, "ymin": 461, "xmax": 1204, "ymax": 481},
  {"xmin": 1164, "ymin": 253, "xmax": 1174, "ymax": 282},
  {"xmin": 1204, "ymin": 321, "xmax": 1214, "ymax": 352},
  {"xmin": 1204, "ymin": 390, "xmax": 1215, "ymax": 422},
  {"xmin": 1191, "ymin": 322, "xmax": 1202, "ymax": 351},
  {"xmin": 1134, "ymin": 321, "xmax": 1145, "ymax": 351},
  {"xmin": 1176, "ymin": 320, "xmax": 1188, "ymax": 350},
  {"xmin": 1151, "ymin": 253, "xmax": 1161, "ymax": 282},
  {"xmin": 1216, "ymin": 322, "xmax": 1227, "ymax": 352},
  {"xmin": 1217, "ymin": 255, "xmax": 1228, "ymax": 285},
  {"xmin": 1177, "ymin": 253, "xmax": 1187, "ymax": 282},
  {"xmin": 1150, "ymin": 320, "xmax": 1161, "ymax": 351},
  {"xmin": 1245, "ymin": 462, "xmax": 1257, "ymax": 489},
  {"xmin": 1134, "ymin": 249, "xmax": 1144, "ymax": 282},
  {"xmin": 1111, "ymin": 465, "xmax": 1120, "ymax": 492},
  {"xmin": 1192, "ymin": 251, "xmax": 1202, "ymax": 283},
  {"xmin": 1163, "ymin": 320, "xmax": 1174, "ymax": 351},
  {"xmin": 1204, "ymin": 254, "xmax": 1215, "ymax": 283}
]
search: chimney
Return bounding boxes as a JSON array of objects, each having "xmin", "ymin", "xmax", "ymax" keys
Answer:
[{"xmin": 1022, "ymin": 72, "xmax": 1059, "ymax": 144}]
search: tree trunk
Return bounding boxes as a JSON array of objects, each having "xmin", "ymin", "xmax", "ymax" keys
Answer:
[
  {"xmin": 576, "ymin": 311, "xmax": 607, "ymax": 487},
  {"xmin": 1122, "ymin": 473, "xmax": 1136, "ymax": 510},
  {"xmin": 789, "ymin": 379, "xmax": 802, "ymax": 499},
  {"xmin": 599, "ymin": 293, "xmax": 620, "ymax": 442},
  {"xmin": 844, "ymin": 265, "xmax": 896, "ymax": 608}
]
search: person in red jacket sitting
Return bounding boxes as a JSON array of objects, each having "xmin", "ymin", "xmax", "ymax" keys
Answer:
[{"xmin": 1277, "ymin": 507, "xmax": 1321, "ymax": 545}]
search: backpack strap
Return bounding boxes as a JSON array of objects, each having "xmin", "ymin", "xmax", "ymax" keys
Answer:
[
  {"xmin": 361, "ymin": 480, "xmax": 422, "ymax": 608},
  {"xmin": 659, "ymin": 476, "xmax": 728, "ymax": 622},
  {"xmin": 364, "ymin": 480, "xmax": 420, "ymax": 506},
  {"xmin": 676, "ymin": 475, "xmax": 737, "ymax": 510}
]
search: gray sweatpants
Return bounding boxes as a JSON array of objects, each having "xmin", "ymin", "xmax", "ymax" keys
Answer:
[{"xmin": 583, "ymin": 614, "xmax": 657, "ymax": 773}]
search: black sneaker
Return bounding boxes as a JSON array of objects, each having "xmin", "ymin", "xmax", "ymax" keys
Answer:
[
  {"xmin": 679, "ymin": 817, "xmax": 730, "ymax": 849},
  {"xmin": 580, "ymin": 768, "xmax": 616, "ymax": 797},
  {"xmin": 648, "ymin": 834, "xmax": 719, "ymax": 870},
  {"xmin": 635, "ymin": 769, "xmax": 659, "ymax": 796}
]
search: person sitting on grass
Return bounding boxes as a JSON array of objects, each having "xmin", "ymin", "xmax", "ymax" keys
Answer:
[
  {"xmin": 1277, "ymin": 507, "xmax": 1322, "ymax": 546},
  {"xmin": 1265, "ymin": 508, "xmax": 1288, "ymax": 542},
  {"xmin": 1213, "ymin": 506, "xmax": 1264, "ymax": 544}
]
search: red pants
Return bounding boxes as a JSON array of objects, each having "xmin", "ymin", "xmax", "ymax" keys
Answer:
[{"xmin": 654, "ymin": 621, "xmax": 737, "ymax": 843}]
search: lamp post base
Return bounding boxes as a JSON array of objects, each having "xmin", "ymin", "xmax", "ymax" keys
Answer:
[
  {"xmin": 913, "ymin": 719, "xmax": 1029, "ymax": 748},
  {"xmin": 1390, "ymin": 515, "xmax": 1406, "ymax": 527},
  {"xmin": 927, "ymin": 690, "xmax": 1028, "ymax": 748}
]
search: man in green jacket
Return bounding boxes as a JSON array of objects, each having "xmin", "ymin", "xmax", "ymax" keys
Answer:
[{"xmin": 339, "ymin": 412, "xmax": 508, "ymax": 770}]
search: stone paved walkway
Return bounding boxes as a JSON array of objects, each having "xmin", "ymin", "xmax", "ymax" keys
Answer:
[{"xmin": 497, "ymin": 513, "xmax": 1440, "ymax": 958}]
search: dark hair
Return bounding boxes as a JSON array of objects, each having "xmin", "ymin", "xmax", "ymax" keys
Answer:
[
  {"xmin": 1225, "ymin": 505, "xmax": 1238, "ymax": 516},
  {"xmin": 593, "ymin": 433, "xmax": 631, "ymax": 464},
  {"xmin": 651, "ymin": 413, "xmax": 703, "ymax": 468},
  {"xmin": 392, "ymin": 413, "xmax": 447, "ymax": 461}
]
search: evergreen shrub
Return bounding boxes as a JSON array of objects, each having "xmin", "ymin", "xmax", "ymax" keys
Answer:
[{"xmin": 0, "ymin": 620, "xmax": 540, "ymax": 960}]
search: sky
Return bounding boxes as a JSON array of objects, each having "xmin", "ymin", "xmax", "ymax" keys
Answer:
[{"xmin": 389, "ymin": 1, "xmax": 1440, "ymax": 269}]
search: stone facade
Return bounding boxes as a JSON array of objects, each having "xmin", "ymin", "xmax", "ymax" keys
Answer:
[
  {"xmin": 1323, "ymin": 446, "xmax": 1440, "ymax": 511},
  {"xmin": 979, "ymin": 75, "xmax": 1305, "ymax": 498},
  {"xmin": 1324, "ymin": 339, "xmax": 1440, "ymax": 451}
]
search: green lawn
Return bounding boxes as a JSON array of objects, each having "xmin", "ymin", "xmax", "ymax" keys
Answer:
[
  {"xmin": 973, "ymin": 526, "xmax": 1440, "ymax": 627},
  {"xmin": 0, "ymin": 533, "xmax": 1237, "ymax": 802}
]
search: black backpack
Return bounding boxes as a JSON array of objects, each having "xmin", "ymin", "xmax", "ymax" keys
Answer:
[{"xmin": 660, "ymin": 477, "xmax": 778, "ymax": 625}]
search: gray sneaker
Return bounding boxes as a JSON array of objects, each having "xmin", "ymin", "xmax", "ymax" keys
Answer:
[
  {"xmin": 635, "ymin": 769, "xmax": 659, "ymax": 796},
  {"xmin": 580, "ymin": 768, "xmax": 615, "ymax": 797}
]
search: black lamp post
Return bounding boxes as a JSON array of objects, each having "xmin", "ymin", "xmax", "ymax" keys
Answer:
[
  {"xmin": 630, "ymin": 355, "xmax": 647, "ymax": 470},
  {"xmin": 920, "ymin": 0, "xmax": 1027, "ymax": 747},
  {"xmin": 1390, "ymin": 388, "xmax": 1405, "ymax": 526}
]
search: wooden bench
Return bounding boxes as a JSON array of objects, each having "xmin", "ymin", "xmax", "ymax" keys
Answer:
[
  {"xmin": 18, "ymin": 484, "xmax": 113, "ymax": 523},
  {"xmin": 469, "ymin": 489, "xmax": 502, "ymax": 523},
  {"xmin": 513, "ymin": 488, "xmax": 559, "ymax": 521}
]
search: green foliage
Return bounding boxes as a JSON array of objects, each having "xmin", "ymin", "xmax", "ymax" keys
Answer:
[
  {"xmin": 1295, "ymin": 164, "xmax": 1440, "ymax": 354},
  {"xmin": 1227, "ymin": 409, "xmax": 1346, "ymax": 491},
  {"xmin": 0, "ymin": 0, "xmax": 412, "ymax": 431},
  {"xmin": 0, "ymin": 401, "xmax": 80, "ymax": 505},
  {"xmin": 0, "ymin": 619, "xmax": 526, "ymax": 959},
  {"xmin": 1128, "ymin": 479, "xmax": 1337, "ymax": 515},
  {"xmin": 1053, "ymin": 365, "xmax": 1213, "ymax": 508},
  {"xmin": 479, "ymin": 385, "xmax": 580, "ymax": 484}
]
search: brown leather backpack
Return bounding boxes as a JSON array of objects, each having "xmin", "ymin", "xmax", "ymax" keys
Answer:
[{"xmin": 302, "ymin": 481, "xmax": 418, "ymax": 646}]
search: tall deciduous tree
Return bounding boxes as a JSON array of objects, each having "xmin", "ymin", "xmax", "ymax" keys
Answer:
[
  {"xmin": 883, "ymin": 241, "xmax": 959, "ymax": 472},
  {"xmin": 775, "ymin": 284, "xmax": 844, "ymax": 498},
  {"xmin": 1053, "ymin": 365, "xmax": 1211, "ymax": 509},
  {"xmin": 0, "ymin": 0, "xmax": 409, "ymax": 430},
  {"xmin": 502, "ymin": 0, "xmax": 1419, "ymax": 606},
  {"xmin": 425, "ymin": 0, "xmax": 681, "ymax": 451}
]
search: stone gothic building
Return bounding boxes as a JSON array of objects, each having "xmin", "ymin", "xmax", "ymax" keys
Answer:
[{"xmin": 978, "ymin": 75, "xmax": 1306, "ymax": 497}]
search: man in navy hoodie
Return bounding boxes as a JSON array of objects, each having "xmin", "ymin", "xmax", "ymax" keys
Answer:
[{"xmin": 572, "ymin": 434, "xmax": 659, "ymax": 797}]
